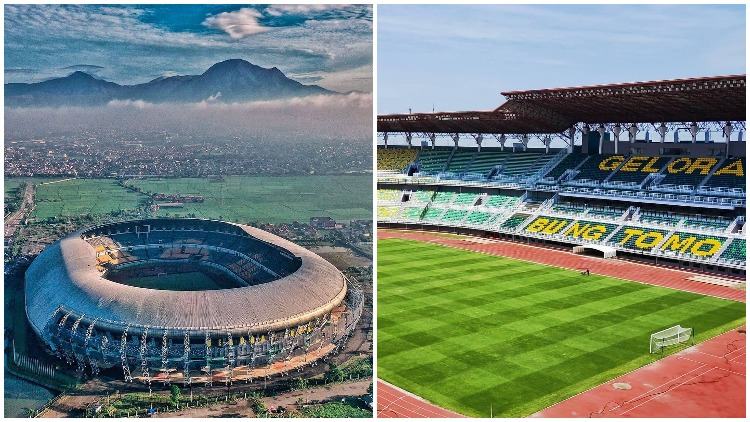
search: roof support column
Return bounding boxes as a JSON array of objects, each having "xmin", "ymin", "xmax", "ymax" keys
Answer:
[
  {"xmin": 723, "ymin": 122, "xmax": 733, "ymax": 158},
  {"xmin": 568, "ymin": 127, "xmax": 576, "ymax": 153},
  {"xmin": 405, "ymin": 132, "xmax": 413, "ymax": 148},
  {"xmin": 473, "ymin": 134, "xmax": 483, "ymax": 152},
  {"xmin": 690, "ymin": 122, "xmax": 699, "ymax": 143},
  {"xmin": 521, "ymin": 134, "xmax": 529, "ymax": 151},
  {"xmin": 383, "ymin": 132, "xmax": 388, "ymax": 148},
  {"xmin": 543, "ymin": 136, "xmax": 551, "ymax": 154},
  {"xmin": 451, "ymin": 133, "xmax": 460, "ymax": 149},
  {"xmin": 429, "ymin": 133, "xmax": 436, "ymax": 150},
  {"xmin": 658, "ymin": 123, "xmax": 667, "ymax": 144},
  {"xmin": 581, "ymin": 125, "xmax": 590, "ymax": 153},
  {"xmin": 612, "ymin": 124, "xmax": 621, "ymax": 154},
  {"xmin": 495, "ymin": 134, "xmax": 506, "ymax": 151},
  {"xmin": 628, "ymin": 123, "xmax": 638, "ymax": 153},
  {"xmin": 598, "ymin": 125, "xmax": 606, "ymax": 155}
]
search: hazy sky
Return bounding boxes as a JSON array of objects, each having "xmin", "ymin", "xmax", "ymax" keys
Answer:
[
  {"xmin": 378, "ymin": 4, "xmax": 746, "ymax": 114},
  {"xmin": 5, "ymin": 4, "xmax": 373, "ymax": 93}
]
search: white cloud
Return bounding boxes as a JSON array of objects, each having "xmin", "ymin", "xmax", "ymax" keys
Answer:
[
  {"xmin": 203, "ymin": 8, "xmax": 269, "ymax": 39},
  {"xmin": 265, "ymin": 5, "xmax": 352, "ymax": 17},
  {"xmin": 6, "ymin": 93, "xmax": 373, "ymax": 140}
]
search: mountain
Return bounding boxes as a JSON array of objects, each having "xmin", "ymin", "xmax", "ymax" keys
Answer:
[{"xmin": 5, "ymin": 59, "xmax": 333, "ymax": 106}]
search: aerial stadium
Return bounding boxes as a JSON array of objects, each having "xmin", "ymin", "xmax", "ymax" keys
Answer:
[
  {"xmin": 376, "ymin": 75, "xmax": 746, "ymax": 418},
  {"xmin": 25, "ymin": 218, "xmax": 363, "ymax": 388}
]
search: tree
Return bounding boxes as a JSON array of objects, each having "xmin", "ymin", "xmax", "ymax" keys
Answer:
[
  {"xmin": 324, "ymin": 363, "xmax": 345, "ymax": 383},
  {"xmin": 170, "ymin": 385, "xmax": 181, "ymax": 406},
  {"xmin": 293, "ymin": 377, "xmax": 308, "ymax": 390}
]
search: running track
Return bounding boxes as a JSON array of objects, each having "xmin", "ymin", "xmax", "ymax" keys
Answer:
[
  {"xmin": 378, "ymin": 230, "xmax": 746, "ymax": 418},
  {"xmin": 377, "ymin": 380, "xmax": 466, "ymax": 418}
]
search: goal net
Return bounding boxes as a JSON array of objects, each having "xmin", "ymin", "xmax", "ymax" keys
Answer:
[{"xmin": 650, "ymin": 325, "xmax": 693, "ymax": 354}]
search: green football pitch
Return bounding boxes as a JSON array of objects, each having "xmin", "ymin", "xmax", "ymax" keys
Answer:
[
  {"xmin": 121, "ymin": 271, "xmax": 223, "ymax": 291},
  {"xmin": 377, "ymin": 238, "xmax": 746, "ymax": 418}
]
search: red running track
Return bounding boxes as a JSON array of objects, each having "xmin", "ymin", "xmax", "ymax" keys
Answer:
[
  {"xmin": 532, "ymin": 326, "xmax": 746, "ymax": 418},
  {"xmin": 378, "ymin": 230, "xmax": 746, "ymax": 418},
  {"xmin": 377, "ymin": 379, "xmax": 466, "ymax": 418}
]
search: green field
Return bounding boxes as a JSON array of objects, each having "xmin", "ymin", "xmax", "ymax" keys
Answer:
[
  {"xmin": 127, "ymin": 175, "xmax": 372, "ymax": 223},
  {"xmin": 377, "ymin": 238, "xmax": 746, "ymax": 418},
  {"xmin": 121, "ymin": 271, "xmax": 224, "ymax": 291},
  {"xmin": 18, "ymin": 175, "xmax": 371, "ymax": 224},
  {"xmin": 31, "ymin": 179, "xmax": 147, "ymax": 220}
]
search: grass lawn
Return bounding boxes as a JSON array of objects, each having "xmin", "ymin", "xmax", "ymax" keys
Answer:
[
  {"xmin": 377, "ymin": 238, "xmax": 746, "ymax": 418},
  {"xmin": 120, "ymin": 271, "xmax": 224, "ymax": 291},
  {"xmin": 32, "ymin": 178, "xmax": 147, "ymax": 220},
  {"xmin": 127, "ymin": 175, "xmax": 371, "ymax": 223}
]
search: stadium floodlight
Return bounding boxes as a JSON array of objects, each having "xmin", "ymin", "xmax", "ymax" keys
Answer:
[{"xmin": 650, "ymin": 325, "xmax": 694, "ymax": 355}]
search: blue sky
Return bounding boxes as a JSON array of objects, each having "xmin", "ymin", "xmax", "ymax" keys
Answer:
[
  {"xmin": 5, "ymin": 4, "xmax": 373, "ymax": 92},
  {"xmin": 378, "ymin": 4, "xmax": 746, "ymax": 114}
]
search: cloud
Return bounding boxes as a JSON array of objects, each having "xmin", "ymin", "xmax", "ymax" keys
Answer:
[
  {"xmin": 265, "ymin": 5, "xmax": 352, "ymax": 17},
  {"xmin": 6, "ymin": 68, "xmax": 36, "ymax": 74},
  {"xmin": 5, "ymin": 5, "xmax": 373, "ymax": 91},
  {"xmin": 5, "ymin": 93, "xmax": 372, "ymax": 141},
  {"xmin": 202, "ymin": 8, "xmax": 269, "ymax": 39}
]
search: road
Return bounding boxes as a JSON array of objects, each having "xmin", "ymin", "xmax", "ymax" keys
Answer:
[{"xmin": 4, "ymin": 183, "xmax": 35, "ymax": 246}]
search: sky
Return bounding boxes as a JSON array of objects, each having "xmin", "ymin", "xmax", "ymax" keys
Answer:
[
  {"xmin": 5, "ymin": 4, "xmax": 373, "ymax": 93},
  {"xmin": 378, "ymin": 4, "xmax": 746, "ymax": 114}
]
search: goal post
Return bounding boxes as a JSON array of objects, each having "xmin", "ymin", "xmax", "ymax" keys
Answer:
[{"xmin": 650, "ymin": 325, "xmax": 694, "ymax": 354}]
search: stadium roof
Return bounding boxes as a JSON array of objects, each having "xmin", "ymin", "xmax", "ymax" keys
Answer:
[
  {"xmin": 378, "ymin": 75, "xmax": 746, "ymax": 134},
  {"xmin": 25, "ymin": 220, "xmax": 347, "ymax": 338}
]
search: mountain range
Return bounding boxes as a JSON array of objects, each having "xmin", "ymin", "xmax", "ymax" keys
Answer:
[{"xmin": 5, "ymin": 59, "xmax": 333, "ymax": 107}]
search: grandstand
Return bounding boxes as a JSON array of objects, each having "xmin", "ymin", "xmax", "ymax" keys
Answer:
[{"xmin": 377, "ymin": 75, "xmax": 746, "ymax": 276}]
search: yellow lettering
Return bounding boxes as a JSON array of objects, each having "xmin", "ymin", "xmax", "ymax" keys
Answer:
[
  {"xmin": 582, "ymin": 225, "xmax": 607, "ymax": 240},
  {"xmin": 667, "ymin": 157, "xmax": 691, "ymax": 174},
  {"xmin": 563, "ymin": 222, "xmax": 586, "ymax": 238},
  {"xmin": 641, "ymin": 157, "xmax": 661, "ymax": 173},
  {"xmin": 542, "ymin": 220, "xmax": 568, "ymax": 234},
  {"xmin": 634, "ymin": 232, "xmax": 663, "ymax": 249},
  {"xmin": 620, "ymin": 156, "xmax": 647, "ymax": 172},
  {"xmin": 599, "ymin": 155, "xmax": 625, "ymax": 171},
  {"xmin": 685, "ymin": 157, "xmax": 718, "ymax": 175},
  {"xmin": 526, "ymin": 218, "xmax": 549, "ymax": 233},
  {"xmin": 690, "ymin": 239, "xmax": 723, "ymax": 257},
  {"xmin": 714, "ymin": 159, "xmax": 744, "ymax": 177},
  {"xmin": 661, "ymin": 234, "xmax": 696, "ymax": 253},
  {"xmin": 619, "ymin": 228, "xmax": 644, "ymax": 245}
]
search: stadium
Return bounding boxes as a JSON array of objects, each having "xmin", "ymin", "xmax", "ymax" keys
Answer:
[
  {"xmin": 376, "ymin": 75, "xmax": 746, "ymax": 417},
  {"xmin": 24, "ymin": 218, "xmax": 363, "ymax": 387}
]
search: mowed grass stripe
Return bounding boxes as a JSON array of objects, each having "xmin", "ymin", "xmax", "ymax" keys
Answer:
[{"xmin": 377, "ymin": 238, "xmax": 746, "ymax": 417}]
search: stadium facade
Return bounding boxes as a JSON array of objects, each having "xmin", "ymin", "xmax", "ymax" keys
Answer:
[
  {"xmin": 25, "ymin": 218, "xmax": 363, "ymax": 385},
  {"xmin": 377, "ymin": 75, "xmax": 746, "ymax": 276}
]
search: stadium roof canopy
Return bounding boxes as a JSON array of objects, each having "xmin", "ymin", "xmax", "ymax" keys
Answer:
[{"xmin": 377, "ymin": 75, "xmax": 746, "ymax": 134}]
